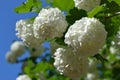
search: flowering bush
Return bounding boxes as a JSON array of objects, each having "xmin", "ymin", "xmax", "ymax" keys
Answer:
[{"xmin": 6, "ymin": 0, "xmax": 120, "ymax": 80}]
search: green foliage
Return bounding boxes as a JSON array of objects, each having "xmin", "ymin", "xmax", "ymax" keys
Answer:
[
  {"xmin": 93, "ymin": 54, "xmax": 108, "ymax": 64},
  {"xmin": 66, "ymin": 7, "xmax": 87, "ymax": 25},
  {"xmin": 114, "ymin": 0, "xmax": 120, "ymax": 6},
  {"xmin": 23, "ymin": 60, "xmax": 35, "ymax": 74},
  {"xmin": 22, "ymin": 54, "xmax": 70, "ymax": 80},
  {"xmin": 14, "ymin": 0, "xmax": 41, "ymax": 13},
  {"xmin": 48, "ymin": 75, "xmax": 70, "ymax": 80},
  {"xmin": 50, "ymin": 0, "xmax": 74, "ymax": 11},
  {"xmin": 103, "ymin": 15, "xmax": 120, "ymax": 46},
  {"xmin": 101, "ymin": 0, "xmax": 120, "ymax": 14},
  {"xmin": 54, "ymin": 37, "xmax": 67, "ymax": 46},
  {"xmin": 87, "ymin": 5, "xmax": 105, "ymax": 17},
  {"xmin": 107, "ymin": 1, "xmax": 120, "ymax": 14},
  {"xmin": 108, "ymin": 0, "xmax": 120, "ymax": 6}
]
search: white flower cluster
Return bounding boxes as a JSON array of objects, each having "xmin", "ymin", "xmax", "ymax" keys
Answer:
[
  {"xmin": 6, "ymin": 41, "xmax": 25, "ymax": 63},
  {"xmin": 11, "ymin": 41, "xmax": 25, "ymax": 56},
  {"xmin": 33, "ymin": 8, "xmax": 68, "ymax": 40},
  {"xmin": 6, "ymin": 51, "xmax": 17, "ymax": 64},
  {"xmin": 107, "ymin": 40, "xmax": 120, "ymax": 64},
  {"xmin": 16, "ymin": 8, "xmax": 68, "ymax": 49},
  {"xmin": 109, "ymin": 46, "xmax": 119, "ymax": 54},
  {"xmin": 85, "ymin": 73, "xmax": 98, "ymax": 80},
  {"xmin": 65, "ymin": 17, "xmax": 107, "ymax": 57},
  {"xmin": 88, "ymin": 58, "xmax": 98, "ymax": 72},
  {"xmin": 54, "ymin": 48, "xmax": 89, "ymax": 79},
  {"xmin": 16, "ymin": 74, "xmax": 31, "ymax": 80},
  {"xmin": 74, "ymin": 0, "xmax": 101, "ymax": 11},
  {"xmin": 114, "ymin": 30, "xmax": 120, "ymax": 48},
  {"xmin": 15, "ymin": 7, "xmax": 68, "ymax": 59},
  {"xmin": 16, "ymin": 20, "xmax": 41, "ymax": 48},
  {"xmin": 85, "ymin": 59, "xmax": 99, "ymax": 80}
]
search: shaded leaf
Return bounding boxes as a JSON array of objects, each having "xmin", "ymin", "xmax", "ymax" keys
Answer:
[
  {"xmin": 93, "ymin": 54, "xmax": 108, "ymax": 64},
  {"xmin": 101, "ymin": 0, "xmax": 120, "ymax": 14},
  {"xmin": 66, "ymin": 7, "xmax": 87, "ymax": 25},
  {"xmin": 104, "ymin": 15, "xmax": 120, "ymax": 45},
  {"xmin": 54, "ymin": 37, "xmax": 67, "ymax": 46},
  {"xmin": 108, "ymin": 0, "xmax": 120, "ymax": 6}
]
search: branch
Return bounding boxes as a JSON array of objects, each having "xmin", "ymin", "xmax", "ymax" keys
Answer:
[
  {"xmin": 105, "ymin": 12, "xmax": 120, "ymax": 19},
  {"xmin": 93, "ymin": 54, "xmax": 108, "ymax": 64}
]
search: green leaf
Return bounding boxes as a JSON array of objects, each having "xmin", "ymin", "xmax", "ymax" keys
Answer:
[
  {"xmin": 101, "ymin": 0, "xmax": 120, "ymax": 14},
  {"xmin": 107, "ymin": 1, "xmax": 120, "ymax": 13},
  {"xmin": 14, "ymin": 0, "xmax": 41, "ymax": 13},
  {"xmin": 107, "ymin": 0, "xmax": 112, "ymax": 2},
  {"xmin": 48, "ymin": 76, "xmax": 70, "ymax": 80},
  {"xmin": 23, "ymin": 60, "xmax": 35, "ymax": 74},
  {"xmin": 93, "ymin": 54, "xmax": 108, "ymax": 64},
  {"xmin": 107, "ymin": 0, "xmax": 120, "ymax": 6},
  {"xmin": 51, "ymin": 0, "xmax": 74, "ymax": 11},
  {"xmin": 54, "ymin": 37, "xmax": 67, "ymax": 46},
  {"xmin": 87, "ymin": 5, "xmax": 105, "ymax": 17},
  {"xmin": 66, "ymin": 7, "xmax": 87, "ymax": 25},
  {"xmin": 103, "ymin": 15, "xmax": 120, "ymax": 45},
  {"xmin": 46, "ymin": 0, "xmax": 53, "ymax": 4},
  {"xmin": 114, "ymin": 0, "xmax": 120, "ymax": 6},
  {"xmin": 33, "ymin": 62, "xmax": 53, "ymax": 72}
]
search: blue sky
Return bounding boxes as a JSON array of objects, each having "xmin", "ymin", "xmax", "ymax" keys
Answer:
[{"xmin": 0, "ymin": 0, "xmax": 46, "ymax": 80}]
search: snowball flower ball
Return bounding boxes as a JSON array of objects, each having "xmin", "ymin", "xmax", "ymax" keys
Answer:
[
  {"xmin": 6, "ymin": 41, "xmax": 25, "ymax": 64},
  {"xmin": 85, "ymin": 73, "xmax": 97, "ymax": 80},
  {"xmin": 114, "ymin": 30, "xmax": 120, "ymax": 48},
  {"xmin": 16, "ymin": 74, "xmax": 31, "ymax": 80},
  {"xmin": 74, "ymin": 0, "xmax": 101, "ymax": 11},
  {"xmin": 6, "ymin": 51, "xmax": 17, "ymax": 64},
  {"xmin": 54, "ymin": 48, "xmax": 89, "ymax": 79},
  {"xmin": 16, "ymin": 19, "xmax": 42, "ymax": 48},
  {"xmin": 33, "ymin": 8, "xmax": 68, "ymax": 40},
  {"xmin": 65, "ymin": 17, "xmax": 107, "ymax": 57},
  {"xmin": 11, "ymin": 41, "xmax": 25, "ymax": 57}
]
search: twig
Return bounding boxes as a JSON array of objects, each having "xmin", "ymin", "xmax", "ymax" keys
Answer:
[{"xmin": 105, "ymin": 12, "xmax": 120, "ymax": 19}]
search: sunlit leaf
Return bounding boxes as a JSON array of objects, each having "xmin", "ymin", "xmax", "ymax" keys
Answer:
[
  {"xmin": 87, "ymin": 5, "xmax": 105, "ymax": 17},
  {"xmin": 14, "ymin": 0, "xmax": 41, "ymax": 13},
  {"xmin": 114, "ymin": 0, "xmax": 120, "ymax": 6},
  {"xmin": 23, "ymin": 60, "xmax": 35, "ymax": 74},
  {"xmin": 51, "ymin": 0, "xmax": 74, "ymax": 11}
]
